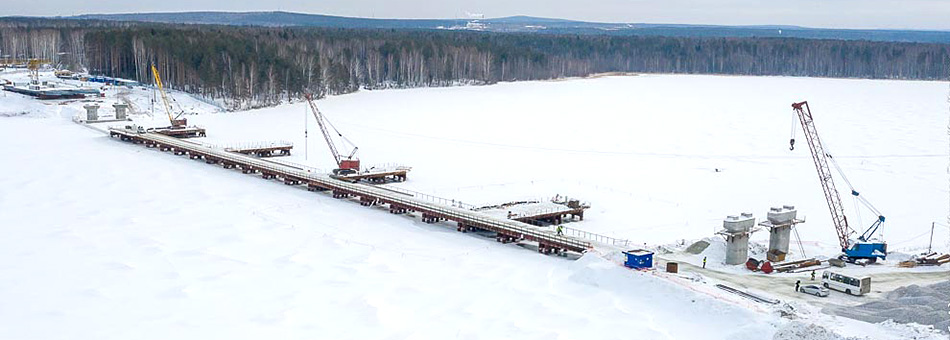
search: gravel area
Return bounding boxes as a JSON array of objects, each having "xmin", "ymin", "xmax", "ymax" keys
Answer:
[{"xmin": 827, "ymin": 280, "xmax": 950, "ymax": 334}]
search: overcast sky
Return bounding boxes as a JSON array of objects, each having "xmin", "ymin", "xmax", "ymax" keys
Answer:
[{"xmin": 4, "ymin": 0, "xmax": 950, "ymax": 30}]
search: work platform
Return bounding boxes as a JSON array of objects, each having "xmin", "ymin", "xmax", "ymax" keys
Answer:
[
  {"xmin": 332, "ymin": 166, "xmax": 410, "ymax": 183},
  {"xmin": 477, "ymin": 201, "xmax": 586, "ymax": 225},
  {"xmin": 218, "ymin": 141, "xmax": 293, "ymax": 157},
  {"xmin": 152, "ymin": 126, "xmax": 206, "ymax": 138},
  {"xmin": 107, "ymin": 127, "xmax": 591, "ymax": 254}
]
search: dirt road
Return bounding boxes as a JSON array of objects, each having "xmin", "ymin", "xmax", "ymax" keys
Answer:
[{"xmin": 656, "ymin": 256, "xmax": 949, "ymax": 308}]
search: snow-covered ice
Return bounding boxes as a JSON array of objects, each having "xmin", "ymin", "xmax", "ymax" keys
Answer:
[
  {"xmin": 1, "ymin": 70, "xmax": 948, "ymax": 339},
  {"xmin": 185, "ymin": 74, "xmax": 950, "ymax": 255},
  {"xmin": 0, "ymin": 117, "xmax": 783, "ymax": 339}
]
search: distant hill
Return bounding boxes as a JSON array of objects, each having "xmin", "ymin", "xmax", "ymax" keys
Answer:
[
  {"xmin": 66, "ymin": 11, "xmax": 950, "ymax": 43},
  {"xmin": 72, "ymin": 11, "xmax": 461, "ymax": 28}
]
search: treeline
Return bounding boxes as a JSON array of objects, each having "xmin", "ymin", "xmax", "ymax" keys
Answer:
[
  {"xmin": 1, "ymin": 19, "xmax": 949, "ymax": 110},
  {"xmin": 83, "ymin": 28, "xmax": 503, "ymax": 109}
]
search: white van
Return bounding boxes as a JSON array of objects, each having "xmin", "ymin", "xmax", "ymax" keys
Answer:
[{"xmin": 821, "ymin": 270, "xmax": 871, "ymax": 296}]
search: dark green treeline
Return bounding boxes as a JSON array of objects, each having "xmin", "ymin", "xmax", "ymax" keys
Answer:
[{"xmin": 2, "ymin": 19, "xmax": 948, "ymax": 110}]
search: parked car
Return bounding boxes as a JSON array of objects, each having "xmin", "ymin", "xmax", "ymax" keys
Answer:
[{"xmin": 799, "ymin": 284, "xmax": 829, "ymax": 297}]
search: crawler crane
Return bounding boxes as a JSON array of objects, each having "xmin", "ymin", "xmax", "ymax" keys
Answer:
[
  {"xmin": 305, "ymin": 94, "xmax": 360, "ymax": 175},
  {"xmin": 790, "ymin": 101, "xmax": 887, "ymax": 263}
]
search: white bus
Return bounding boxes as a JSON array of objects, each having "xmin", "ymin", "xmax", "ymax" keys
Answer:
[{"xmin": 821, "ymin": 270, "xmax": 871, "ymax": 296}]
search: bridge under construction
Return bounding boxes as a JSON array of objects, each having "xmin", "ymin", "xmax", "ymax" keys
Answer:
[{"xmin": 108, "ymin": 126, "xmax": 596, "ymax": 254}]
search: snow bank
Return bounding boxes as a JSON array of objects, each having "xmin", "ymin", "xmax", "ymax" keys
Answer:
[{"xmin": 773, "ymin": 321, "xmax": 861, "ymax": 340}]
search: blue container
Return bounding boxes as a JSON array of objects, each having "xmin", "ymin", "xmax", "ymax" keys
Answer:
[{"xmin": 623, "ymin": 249, "xmax": 654, "ymax": 269}]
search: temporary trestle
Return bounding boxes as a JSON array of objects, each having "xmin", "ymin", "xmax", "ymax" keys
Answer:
[
  {"xmin": 360, "ymin": 197, "xmax": 378, "ymax": 206},
  {"xmin": 308, "ymin": 183, "xmax": 330, "ymax": 192},
  {"xmin": 389, "ymin": 204, "xmax": 410, "ymax": 214},
  {"xmin": 108, "ymin": 127, "xmax": 592, "ymax": 254},
  {"xmin": 457, "ymin": 222, "xmax": 484, "ymax": 233},
  {"xmin": 332, "ymin": 190, "xmax": 351, "ymax": 199},
  {"xmin": 421, "ymin": 212, "xmax": 445, "ymax": 224}
]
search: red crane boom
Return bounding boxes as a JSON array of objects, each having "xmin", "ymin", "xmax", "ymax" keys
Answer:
[{"xmin": 790, "ymin": 101, "xmax": 851, "ymax": 251}]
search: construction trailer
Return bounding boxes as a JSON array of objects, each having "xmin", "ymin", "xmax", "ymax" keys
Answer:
[{"xmin": 623, "ymin": 249, "xmax": 654, "ymax": 269}]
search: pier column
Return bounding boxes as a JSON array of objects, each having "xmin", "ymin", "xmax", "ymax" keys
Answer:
[
  {"xmin": 83, "ymin": 104, "xmax": 99, "ymax": 122},
  {"xmin": 113, "ymin": 103, "xmax": 129, "ymax": 120}
]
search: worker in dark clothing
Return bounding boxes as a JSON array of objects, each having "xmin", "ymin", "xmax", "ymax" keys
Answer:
[
  {"xmin": 795, "ymin": 280, "xmax": 801, "ymax": 292},
  {"xmin": 810, "ymin": 270, "xmax": 816, "ymax": 281}
]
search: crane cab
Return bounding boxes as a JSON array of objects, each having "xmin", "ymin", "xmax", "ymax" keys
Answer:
[
  {"xmin": 170, "ymin": 118, "xmax": 188, "ymax": 128},
  {"xmin": 340, "ymin": 159, "xmax": 360, "ymax": 171},
  {"xmin": 843, "ymin": 242, "xmax": 887, "ymax": 263},
  {"xmin": 333, "ymin": 159, "xmax": 361, "ymax": 175}
]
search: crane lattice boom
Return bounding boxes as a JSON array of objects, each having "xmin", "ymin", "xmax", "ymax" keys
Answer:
[
  {"xmin": 305, "ymin": 94, "xmax": 359, "ymax": 172},
  {"xmin": 791, "ymin": 101, "xmax": 852, "ymax": 251},
  {"xmin": 151, "ymin": 65, "xmax": 186, "ymax": 127}
]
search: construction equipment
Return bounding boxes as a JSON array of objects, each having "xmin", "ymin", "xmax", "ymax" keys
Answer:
[
  {"xmin": 151, "ymin": 65, "xmax": 187, "ymax": 128},
  {"xmin": 26, "ymin": 59, "xmax": 53, "ymax": 90},
  {"xmin": 27, "ymin": 59, "xmax": 42, "ymax": 87},
  {"xmin": 790, "ymin": 101, "xmax": 887, "ymax": 263},
  {"xmin": 304, "ymin": 94, "xmax": 360, "ymax": 175}
]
